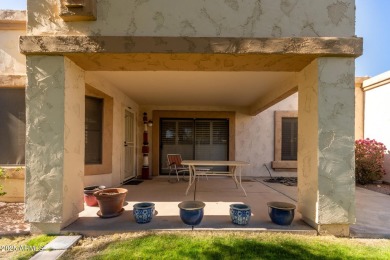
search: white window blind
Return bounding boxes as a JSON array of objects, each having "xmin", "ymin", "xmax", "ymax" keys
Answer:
[{"xmin": 160, "ymin": 119, "xmax": 229, "ymax": 173}]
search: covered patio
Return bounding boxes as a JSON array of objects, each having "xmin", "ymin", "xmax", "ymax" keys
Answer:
[{"xmin": 63, "ymin": 177, "xmax": 315, "ymax": 236}]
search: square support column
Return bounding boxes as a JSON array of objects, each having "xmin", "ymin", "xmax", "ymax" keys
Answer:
[
  {"xmin": 25, "ymin": 56, "xmax": 85, "ymax": 233},
  {"xmin": 298, "ymin": 58, "xmax": 355, "ymax": 236}
]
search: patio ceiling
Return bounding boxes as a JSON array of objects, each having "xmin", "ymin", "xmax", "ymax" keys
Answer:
[
  {"xmin": 20, "ymin": 35, "xmax": 362, "ymax": 114},
  {"xmin": 87, "ymin": 71, "xmax": 296, "ymax": 112}
]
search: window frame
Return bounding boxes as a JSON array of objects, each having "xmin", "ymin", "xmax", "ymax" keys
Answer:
[
  {"xmin": 84, "ymin": 84, "xmax": 113, "ymax": 175},
  {"xmin": 0, "ymin": 87, "xmax": 26, "ymax": 165},
  {"xmin": 85, "ymin": 95, "xmax": 104, "ymax": 165},
  {"xmin": 272, "ymin": 111, "xmax": 298, "ymax": 171}
]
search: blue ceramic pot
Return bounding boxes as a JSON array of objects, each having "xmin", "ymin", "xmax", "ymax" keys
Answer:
[
  {"xmin": 133, "ymin": 202, "xmax": 155, "ymax": 224},
  {"xmin": 178, "ymin": 201, "xmax": 206, "ymax": 226},
  {"xmin": 267, "ymin": 201, "xmax": 296, "ymax": 225},
  {"xmin": 230, "ymin": 204, "xmax": 251, "ymax": 225}
]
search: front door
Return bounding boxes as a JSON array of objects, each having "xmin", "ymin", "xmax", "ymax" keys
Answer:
[{"xmin": 123, "ymin": 108, "xmax": 136, "ymax": 181}]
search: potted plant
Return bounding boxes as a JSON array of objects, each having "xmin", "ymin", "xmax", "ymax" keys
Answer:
[
  {"xmin": 267, "ymin": 201, "xmax": 296, "ymax": 225},
  {"xmin": 178, "ymin": 201, "xmax": 205, "ymax": 226},
  {"xmin": 93, "ymin": 188, "xmax": 128, "ymax": 218},
  {"xmin": 230, "ymin": 204, "xmax": 251, "ymax": 225},
  {"xmin": 83, "ymin": 185, "xmax": 105, "ymax": 206},
  {"xmin": 133, "ymin": 202, "xmax": 155, "ymax": 223}
]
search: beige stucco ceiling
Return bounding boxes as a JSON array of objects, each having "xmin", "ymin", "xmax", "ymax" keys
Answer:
[{"xmin": 87, "ymin": 71, "xmax": 295, "ymax": 108}]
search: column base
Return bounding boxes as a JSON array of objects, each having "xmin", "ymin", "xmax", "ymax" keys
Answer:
[
  {"xmin": 30, "ymin": 223, "xmax": 63, "ymax": 234},
  {"xmin": 303, "ymin": 217, "xmax": 350, "ymax": 237}
]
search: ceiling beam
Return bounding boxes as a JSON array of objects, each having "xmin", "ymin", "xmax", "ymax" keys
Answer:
[
  {"xmin": 249, "ymin": 73, "xmax": 298, "ymax": 115},
  {"xmin": 20, "ymin": 36, "xmax": 363, "ymax": 57}
]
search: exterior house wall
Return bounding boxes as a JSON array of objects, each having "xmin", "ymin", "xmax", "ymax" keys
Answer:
[
  {"xmin": 25, "ymin": 56, "xmax": 85, "ymax": 232},
  {"xmin": 27, "ymin": 0, "xmax": 355, "ymax": 37},
  {"xmin": 0, "ymin": 11, "xmax": 26, "ymax": 202},
  {"xmin": 0, "ymin": 30, "xmax": 26, "ymax": 75},
  {"xmin": 20, "ymin": 0, "xmax": 359, "ymax": 235},
  {"xmin": 362, "ymin": 72, "xmax": 390, "ymax": 183},
  {"xmin": 298, "ymin": 58, "xmax": 355, "ymax": 236},
  {"xmin": 144, "ymin": 93, "xmax": 297, "ymax": 178},
  {"xmin": 84, "ymin": 73, "xmax": 139, "ymax": 187},
  {"xmin": 236, "ymin": 93, "xmax": 298, "ymax": 176}
]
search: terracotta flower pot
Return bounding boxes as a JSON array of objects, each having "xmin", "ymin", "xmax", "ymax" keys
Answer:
[
  {"xmin": 94, "ymin": 188, "xmax": 128, "ymax": 218},
  {"xmin": 84, "ymin": 185, "xmax": 105, "ymax": 206}
]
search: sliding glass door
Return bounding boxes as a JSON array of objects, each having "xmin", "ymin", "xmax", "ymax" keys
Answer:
[{"xmin": 160, "ymin": 118, "xmax": 229, "ymax": 174}]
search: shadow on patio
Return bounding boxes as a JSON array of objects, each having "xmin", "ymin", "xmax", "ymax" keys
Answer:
[{"xmin": 62, "ymin": 177, "xmax": 315, "ymax": 236}]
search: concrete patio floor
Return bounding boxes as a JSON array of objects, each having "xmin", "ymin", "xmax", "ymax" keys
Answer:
[
  {"xmin": 62, "ymin": 177, "xmax": 315, "ymax": 236},
  {"xmin": 62, "ymin": 177, "xmax": 390, "ymax": 238}
]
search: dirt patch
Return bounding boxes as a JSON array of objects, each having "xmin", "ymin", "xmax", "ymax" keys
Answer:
[
  {"xmin": 357, "ymin": 182, "xmax": 390, "ymax": 196},
  {"xmin": 0, "ymin": 202, "xmax": 30, "ymax": 235}
]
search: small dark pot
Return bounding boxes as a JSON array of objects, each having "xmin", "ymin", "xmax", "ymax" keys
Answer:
[
  {"xmin": 267, "ymin": 201, "xmax": 296, "ymax": 226},
  {"xmin": 133, "ymin": 202, "xmax": 155, "ymax": 224},
  {"xmin": 94, "ymin": 188, "xmax": 128, "ymax": 217},
  {"xmin": 230, "ymin": 204, "xmax": 251, "ymax": 225},
  {"xmin": 178, "ymin": 201, "xmax": 205, "ymax": 226},
  {"xmin": 84, "ymin": 186, "xmax": 105, "ymax": 206}
]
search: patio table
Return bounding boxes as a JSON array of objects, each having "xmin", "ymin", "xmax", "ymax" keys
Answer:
[{"xmin": 181, "ymin": 160, "xmax": 250, "ymax": 197}]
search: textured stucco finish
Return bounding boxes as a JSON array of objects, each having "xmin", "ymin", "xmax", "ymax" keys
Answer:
[
  {"xmin": 85, "ymin": 72, "xmax": 139, "ymax": 187},
  {"xmin": 236, "ymin": 93, "xmax": 298, "ymax": 176},
  {"xmin": 62, "ymin": 58, "xmax": 85, "ymax": 227},
  {"xmin": 298, "ymin": 58, "xmax": 355, "ymax": 227},
  {"xmin": 27, "ymin": 0, "xmax": 355, "ymax": 37},
  {"xmin": 25, "ymin": 56, "xmax": 85, "ymax": 228},
  {"xmin": 145, "ymin": 94, "xmax": 298, "ymax": 178},
  {"xmin": 0, "ymin": 168, "xmax": 25, "ymax": 202},
  {"xmin": 0, "ymin": 30, "xmax": 26, "ymax": 75},
  {"xmin": 363, "ymin": 75, "xmax": 390, "ymax": 182}
]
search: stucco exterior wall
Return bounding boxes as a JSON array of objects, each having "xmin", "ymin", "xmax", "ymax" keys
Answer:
[
  {"xmin": 25, "ymin": 56, "xmax": 85, "ymax": 230},
  {"xmin": 298, "ymin": 57, "xmax": 355, "ymax": 233},
  {"xmin": 27, "ymin": 0, "xmax": 355, "ymax": 37},
  {"xmin": 363, "ymin": 75, "xmax": 390, "ymax": 182},
  {"xmin": 0, "ymin": 168, "xmax": 24, "ymax": 202},
  {"xmin": 62, "ymin": 58, "xmax": 85, "ymax": 227},
  {"xmin": 0, "ymin": 30, "xmax": 25, "ymax": 75},
  {"xmin": 236, "ymin": 93, "xmax": 298, "ymax": 177},
  {"xmin": 143, "ymin": 93, "xmax": 297, "ymax": 178},
  {"xmin": 84, "ymin": 72, "xmax": 139, "ymax": 187}
]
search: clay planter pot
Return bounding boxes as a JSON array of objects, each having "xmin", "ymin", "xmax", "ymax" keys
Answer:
[
  {"xmin": 94, "ymin": 188, "xmax": 128, "ymax": 218},
  {"xmin": 230, "ymin": 204, "xmax": 251, "ymax": 225},
  {"xmin": 178, "ymin": 201, "xmax": 205, "ymax": 226},
  {"xmin": 133, "ymin": 202, "xmax": 155, "ymax": 224},
  {"xmin": 267, "ymin": 201, "xmax": 296, "ymax": 225},
  {"xmin": 84, "ymin": 185, "xmax": 105, "ymax": 206}
]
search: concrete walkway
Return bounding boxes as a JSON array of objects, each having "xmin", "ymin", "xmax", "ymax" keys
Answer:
[
  {"xmin": 351, "ymin": 187, "xmax": 390, "ymax": 238},
  {"xmin": 62, "ymin": 177, "xmax": 390, "ymax": 238}
]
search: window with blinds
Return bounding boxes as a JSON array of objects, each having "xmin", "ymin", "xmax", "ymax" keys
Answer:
[
  {"xmin": 85, "ymin": 96, "xmax": 103, "ymax": 164},
  {"xmin": 281, "ymin": 117, "xmax": 298, "ymax": 160},
  {"xmin": 160, "ymin": 119, "xmax": 229, "ymax": 173},
  {"xmin": 0, "ymin": 88, "xmax": 25, "ymax": 165}
]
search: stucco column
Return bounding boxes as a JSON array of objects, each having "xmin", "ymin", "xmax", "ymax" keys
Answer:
[
  {"xmin": 298, "ymin": 57, "xmax": 355, "ymax": 236},
  {"xmin": 25, "ymin": 56, "xmax": 85, "ymax": 233}
]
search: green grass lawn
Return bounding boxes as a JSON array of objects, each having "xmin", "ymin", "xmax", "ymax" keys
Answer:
[
  {"xmin": 60, "ymin": 232, "xmax": 390, "ymax": 260},
  {"xmin": 0, "ymin": 234, "xmax": 55, "ymax": 260}
]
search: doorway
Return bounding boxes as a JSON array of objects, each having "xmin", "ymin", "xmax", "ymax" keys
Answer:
[
  {"xmin": 123, "ymin": 108, "xmax": 136, "ymax": 181},
  {"xmin": 159, "ymin": 118, "xmax": 229, "ymax": 174}
]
